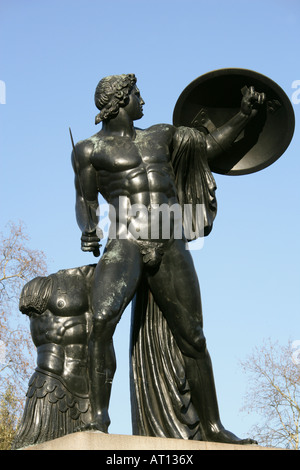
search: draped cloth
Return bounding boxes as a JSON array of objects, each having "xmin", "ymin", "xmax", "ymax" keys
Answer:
[
  {"xmin": 171, "ymin": 126, "xmax": 217, "ymax": 238},
  {"xmin": 130, "ymin": 127, "xmax": 217, "ymax": 440},
  {"xmin": 130, "ymin": 282, "xmax": 202, "ymax": 439}
]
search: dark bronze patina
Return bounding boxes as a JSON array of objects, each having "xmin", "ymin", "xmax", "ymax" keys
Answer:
[
  {"xmin": 14, "ymin": 69, "xmax": 295, "ymax": 448},
  {"xmin": 12, "ymin": 266, "xmax": 95, "ymax": 449},
  {"xmin": 173, "ymin": 68, "xmax": 295, "ymax": 175},
  {"xmin": 68, "ymin": 72, "xmax": 267, "ymax": 444}
]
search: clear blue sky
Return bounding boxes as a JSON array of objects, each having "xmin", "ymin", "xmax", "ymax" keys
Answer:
[{"xmin": 1, "ymin": 0, "xmax": 299, "ymax": 441}]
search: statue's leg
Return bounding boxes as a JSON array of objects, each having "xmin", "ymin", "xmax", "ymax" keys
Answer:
[
  {"xmin": 146, "ymin": 239, "xmax": 256, "ymax": 444},
  {"xmin": 86, "ymin": 239, "xmax": 143, "ymax": 432}
]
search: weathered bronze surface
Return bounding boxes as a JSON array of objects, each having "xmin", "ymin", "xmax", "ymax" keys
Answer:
[
  {"xmin": 12, "ymin": 266, "xmax": 95, "ymax": 449},
  {"xmin": 69, "ymin": 72, "xmax": 267, "ymax": 444},
  {"xmin": 14, "ymin": 70, "xmax": 295, "ymax": 448}
]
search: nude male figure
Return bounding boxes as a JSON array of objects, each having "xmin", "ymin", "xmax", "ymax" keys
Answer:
[{"xmin": 72, "ymin": 74, "xmax": 264, "ymax": 443}]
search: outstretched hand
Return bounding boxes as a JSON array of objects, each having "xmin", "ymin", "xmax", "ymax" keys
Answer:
[{"xmin": 240, "ymin": 85, "xmax": 266, "ymax": 117}]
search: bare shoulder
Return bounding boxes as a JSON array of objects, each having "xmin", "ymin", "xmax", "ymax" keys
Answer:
[
  {"xmin": 144, "ymin": 123, "xmax": 176, "ymax": 135},
  {"xmin": 137, "ymin": 124, "xmax": 176, "ymax": 145},
  {"xmin": 72, "ymin": 133, "xmax": 103, "ymax": 168}
]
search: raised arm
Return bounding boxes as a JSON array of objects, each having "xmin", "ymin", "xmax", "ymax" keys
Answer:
[
  {"xmin": 206, "ymin": 86, "xmax": 266, "ymax": 161},
  {"xmin": 71, "ymin": 139, "xmax": 101, "ymax": 256}
]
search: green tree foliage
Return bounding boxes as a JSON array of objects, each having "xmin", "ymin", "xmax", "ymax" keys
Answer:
[{"xmin": 0, "ymin": 385, "xmax": 20, "ymax": 450}]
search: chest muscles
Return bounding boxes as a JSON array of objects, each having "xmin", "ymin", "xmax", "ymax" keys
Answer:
[{"xmin": 90, "ymin": 127, "xmax": 173, "ymax": 173}]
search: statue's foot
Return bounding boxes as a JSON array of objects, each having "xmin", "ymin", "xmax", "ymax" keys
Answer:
[
  {"xmin": 74, "ymin": 422, "xmax": 107, "ymax": 433},
  {"xmin": 206, "ymin": 423, "xmax": 257, "ymax": 445},
  {"xmin": 74, "ymin": 418, "xmax": 109, "ymax": 434}
]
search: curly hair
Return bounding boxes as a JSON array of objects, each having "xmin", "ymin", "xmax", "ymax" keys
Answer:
[{"xmin": 94, "ymin": 73, "xmax": 137, "ymax": 124}]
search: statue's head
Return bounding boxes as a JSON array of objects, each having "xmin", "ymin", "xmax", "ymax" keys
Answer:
[{"xmin": 94, "ymin": 73, "xmax": 137, "ymax": 124}]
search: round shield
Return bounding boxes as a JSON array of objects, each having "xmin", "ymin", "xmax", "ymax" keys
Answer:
[{"xmin": 173, "ymin": 68, "xmax": 295, "ymax": 175}]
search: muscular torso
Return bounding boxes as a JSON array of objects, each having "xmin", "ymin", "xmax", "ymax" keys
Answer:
[
  {"xmin": 84, "ymin": 125, "xmax": 180, "ymax": 241},
  {"xmin": 29, "ymin": 268, "xmax": 93, "ymax": 394},
  {"xmin": 30, "ymin": 269, "xmax": 91, "ymax": 347},
  {"xmin": 91, "ymin": 125, "xmax": 177, "ymax": 201}
]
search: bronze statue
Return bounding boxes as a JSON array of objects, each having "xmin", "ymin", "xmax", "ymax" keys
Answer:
[
  {"xmin": 130, "ymin": 68, "xmax": 295, "ymax": 441},
  {"xmin": 71, "ymin": 73, "xmax": 268, "ymax": 443},
  {"xmin": 12, "ymin": 265, "xmax": 95, "ymax": 449},
  {"xmin": 14, "ymin": 69, "xmax": 294, "ymax": 448}
]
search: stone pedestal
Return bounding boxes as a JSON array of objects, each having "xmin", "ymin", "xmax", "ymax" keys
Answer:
[{"xmin": 21, "ymin": 431, "xmax": 282, "ymax": 451}]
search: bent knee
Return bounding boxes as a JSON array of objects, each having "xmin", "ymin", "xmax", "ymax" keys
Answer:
[{"xmin": 92, "ymin": 308, "xmax": 121, "ymax": 335}]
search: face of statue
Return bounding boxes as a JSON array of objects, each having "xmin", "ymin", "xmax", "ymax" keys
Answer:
[{"xmin": 124, "ymin": 86, "xmax": 145, "ymax": 121}]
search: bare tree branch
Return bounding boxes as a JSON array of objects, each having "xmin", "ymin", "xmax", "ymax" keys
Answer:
[
  {"xmin": 240, "ymin": 338, "xmax": 300, "ymax": 449},
  {"xmin": 0, "ymin": 221, "xmax": 48, "ymax": 411}
]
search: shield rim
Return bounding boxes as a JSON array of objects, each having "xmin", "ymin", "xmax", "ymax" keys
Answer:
[{"xmin": 173, "ymin": 68, "xmax": 295, "ymax": 175}]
